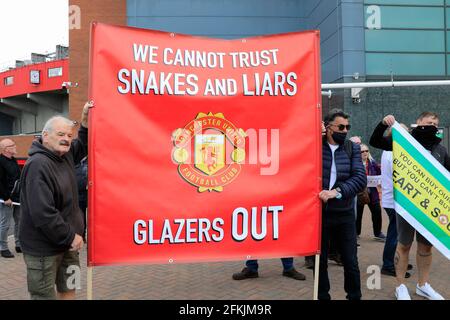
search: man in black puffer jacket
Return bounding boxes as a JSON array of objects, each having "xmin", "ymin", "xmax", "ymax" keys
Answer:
[
  {"xmin": 318, "ymin": 109, "xmax": 367, "ymax": 300},
  {"xmin": 19, "ymin": 101, "xmax": 92, "ymax": 300}
]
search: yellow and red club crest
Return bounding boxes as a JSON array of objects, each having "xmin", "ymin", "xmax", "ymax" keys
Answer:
[{"xmin": 172, "ymin": 112, "xmax": 246, "ymax": 192}]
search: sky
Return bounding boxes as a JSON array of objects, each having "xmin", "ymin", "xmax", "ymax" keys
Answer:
[{"xmin": 0, "ymin": 0, "xmax": 68, "ymax": 70}]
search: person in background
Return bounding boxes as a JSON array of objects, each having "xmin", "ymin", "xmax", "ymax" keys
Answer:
[
  {"xmin": 370, "ymin": 112, "xmax": 447, "ymax": 300},
  {"xmin": 0, "ymin": 139, "xmax": 21, "ymax": 258},
  {"xmin": 355, "ymin": 144, "xmax": 386, "ymax": 242},
  {"xmin": 375, "ymin": 125, "xmax": 412, "ymax": 279}
]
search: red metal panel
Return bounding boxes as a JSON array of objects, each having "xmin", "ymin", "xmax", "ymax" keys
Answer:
[{"xmin": 0, "ymin": 59, "xmax": 69, "ymax": 98}]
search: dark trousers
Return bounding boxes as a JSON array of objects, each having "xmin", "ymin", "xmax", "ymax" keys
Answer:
[
  {"xmin": 319, "ymin": 212, "xmax": 361, "ymax": 300},
  {"xmin": 382, "ymin": 208, "xmax": 398, "ymax": 270},
  {"xmin": 328, "ymin": 228, "xmax": 339, "ymax": 256},
  {"xmin": 79, "ymin": 199, "xmax": 87, "ymax": 240},
  {"xmin": 356, "ymin": 201, "xmax": 382, "ymax": 236},
  {"xmin": 246, "ymin": 258, "xmax": 293, "ymax": 271}
]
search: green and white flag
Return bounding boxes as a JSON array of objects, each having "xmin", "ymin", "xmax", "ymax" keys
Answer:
[{"xmin": 392, "ymin": 122, "xmax": 450, "ymax": 260}]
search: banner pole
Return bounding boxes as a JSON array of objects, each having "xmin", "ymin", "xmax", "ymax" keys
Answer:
[
  {"xmin": 0, "ymin": 199, "xmax": 20, "ymax": 206},
  {"xmin": 87, "ymin": 266, "xmax": 93, "ymax": 300},
  {"xmin": 313, "ymin": 254, "xmax": 320, "ymax": 300}
]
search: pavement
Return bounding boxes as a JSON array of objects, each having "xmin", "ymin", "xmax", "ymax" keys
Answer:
[{"xmin": 1, "ymin": 207, "xmax": 449, "ymax": 300}]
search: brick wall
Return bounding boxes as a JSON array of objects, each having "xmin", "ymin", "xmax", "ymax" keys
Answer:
[
  {"xmin": 0, "ymin": 135, "xmax": 35, "ymax": 158},
  {"xmin": 68, "ymin": 0, "xmax": 126, "ymax": 120}
]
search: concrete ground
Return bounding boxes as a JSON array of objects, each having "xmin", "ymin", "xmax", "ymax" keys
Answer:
[{"xmin": 1, "ymin": 207, "xmax": 448, "ymax": 300}]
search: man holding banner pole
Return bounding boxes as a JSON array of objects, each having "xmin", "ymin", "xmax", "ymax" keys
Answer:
[
  {"xmin": 370, "ymin": 112, "xmax": 448, "ymax": 300},
  {"xmin": 318, "ymin": 108, "xmax": 367, "ymax": 300},
  {"xmin": 19, "ymin": 101, "xmax": 92, "ymax": 300}
]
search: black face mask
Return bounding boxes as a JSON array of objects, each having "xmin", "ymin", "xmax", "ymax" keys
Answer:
[
  {"xmin": 411, "ymin": 125, "xmax": 441, "ymax": 150},
  {"xmin": 332, "ymin": 131, "xmax": 347, "ymax": 145}
]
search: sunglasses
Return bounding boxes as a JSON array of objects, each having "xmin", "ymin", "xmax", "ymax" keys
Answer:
[
  {"xmin": 361, "ymin": 150, "xmax": 369, "ymax": 153},
  {"xmin": 331, "ymin": 124, "xmax": 351, "ymax": 131}
]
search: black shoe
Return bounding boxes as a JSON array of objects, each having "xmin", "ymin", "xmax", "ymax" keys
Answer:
[
  {"xmin": 15, "ymin": 247, "xmax": 22, "ymax": 253},
  {"xmin": 232, "ymin": 267, "xmax": 259, "ymax": 280},
  {"xmin": 304, "ymin": 258, "xmax": 315, "ymax": 270},
  {"xmin": 1, "ymin": 250, "xmax": 14, "ymax": 258},
  {"xmin": 381, "ymin": 268, "xmax": 411, "ymax": 278},
  {"xmin": 373, "ymin": 232, "xmax": 387, "ymax": 242},
  {"xmin": 407, "ymin": 264, "xmax": 413, "ymax": 271},
  {"xmin": 283, "ymin": 268, "xmax": 306, "ymax": 280}
]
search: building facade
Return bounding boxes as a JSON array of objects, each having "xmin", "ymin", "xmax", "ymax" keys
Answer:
[
  {"xmin": 3, "ymin": 0, "xmax": 450, "ymax": 158},
  {"xmin": 0, "ymin": 57, "xmax": 69, "ymax": 157},
  {"xmin": 125, "ymin": 0, "xmax": 450, "ymax": 156}
]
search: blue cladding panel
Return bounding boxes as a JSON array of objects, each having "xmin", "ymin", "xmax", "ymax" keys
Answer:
[
  {"xmin": 129, "ymin": 0, "xmax": 305, "ymax": 17},
  {"xmin": 365, "ymin": 30, "xmax": 445, "ymax": 52},
  {"xmin": 364, "ymin": 6, "xmax": 444, "ymax": 29},
  {"xmin": 131, "ymin": 16, "xmax": 307, "ymax": 38},
  {"xmin": 445, "ymin": 8, "xmax": 450, "ymax": 27},
  {"xmin": 342, "ymin": 26, "xmax": 365, "ymax": 51},
  {"xmin": 447, "ymin": 55, "xmax": 450, "ymax": 75},
  {"xmin": 306, "ymin": 0, "xmax": 343, "ymax": 82},
  {"xmin": 364, "ymin": 1, "xmax": 448, "ymax": 76},
  {"xmin": 127, "ymin": 0, "xmax": 307, "ymax": 38},
  {"xmin": 321, "ymin": 31, "xmax": 340, "ymax": 63},
  {"xmin": 366, "ymin": 53, "xmax": 445, "ymax": 75},
  {"xmin": 364, "ymin": 0, "xmax": 443, "ymax": 5},
  {"xmin": 322, "ymin": 54, "xmax": 342, "ymax": 84},
  {"xmin": 342, "ymin": 50, "xmax": 366, "ymax": 75},
  {"xmin": 317, "ymin": 9, "xmax": 339, "ymax": 42},
  {"xmin": 127, "ymin": 0, "xmax": 346, "ymax": 82},
  {"xmin": 308, "ymin": 0, "xmax": 339, "ymax": 29},
  {"xmin": 341, "ymin": 2, "xmax": 364, "ymax": 27}
]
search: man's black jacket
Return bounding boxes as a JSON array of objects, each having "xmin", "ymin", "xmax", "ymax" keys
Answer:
[{"xmin": 19, "ymin": 126, "xmax": 87, "ymax": 256}]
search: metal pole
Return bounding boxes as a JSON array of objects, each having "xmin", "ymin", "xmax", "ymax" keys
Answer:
[
  {"xmin": 321, "ymin": 90, "xmax": 332, "ymax": 98},
  {"xmin": 0, "ymin": 199, "xmax": 20, "ymax": 206},
  {"xmin": 87, "ymin": 266, "xmax": 93, "ymax": 300},
  {"xmin": 313, "ymin": 254, "xmax": 320, "ymax": 300},
  {"xmin": 322, "ymin": 79, "xmax": 450, "ymax": 90}
]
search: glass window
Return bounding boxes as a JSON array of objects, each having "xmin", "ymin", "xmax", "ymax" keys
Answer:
[
  {"xmin": 366, "ymin": 53, "xmax": 445, "ymax": 76},
  {"xmin": 446, "ymin": 55, "xmax": 450, "ymax": 74},
  {"xmin": 365, "ymin": 6, "xmax": 444, "ymax": 29},
  {"xmin": 365, "ymin": 30, "xmax": 445, "ymax": 52},
  {"xmin": 48, "ymin": 67, "xmax": 63, "ymax": 77},
  {"xmin": 3, "ymin": 76, "xmax": 13, "ymax": 85},
  {"xmin": 446, "ymin": 34, "xmax": 450, "ymax": 51},
  {"xmin": 365, "ymin": 0, "xmax": 443, "ymax": 5},
  {"xmin": 445, "ymin": 8, "xmax": 450, "ymax": 27}
]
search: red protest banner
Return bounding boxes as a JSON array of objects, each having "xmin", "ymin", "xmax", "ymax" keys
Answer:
[{"xmin": 88, "ymin": 22, "xmax": 322, "ymax": 266}]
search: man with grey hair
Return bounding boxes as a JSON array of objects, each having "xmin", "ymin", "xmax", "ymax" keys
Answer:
[
  {"xmin": 0, "ymin": 138, "xmax": 21, "ymax": 258},
  {"xmin": 19, "ymin": 101, "xmax": 92, "ymax": 300}
]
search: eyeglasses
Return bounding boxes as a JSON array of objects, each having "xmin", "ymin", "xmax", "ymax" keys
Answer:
[
  {"xmin": 331, "ymin": 124, "xmax": 351, "ymax": 131},
  {"xmin": 361, "ymin": 150, "xmax": 369, "ymax": 153}
]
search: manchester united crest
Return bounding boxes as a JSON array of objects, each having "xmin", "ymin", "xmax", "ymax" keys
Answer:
[{"xmin": 172, "ymin": 112, "xmax": 246, "ymax": 192}]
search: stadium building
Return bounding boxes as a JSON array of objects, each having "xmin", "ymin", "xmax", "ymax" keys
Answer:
[{"xmin": 2, "ymin": 0, "xmax": 449, "ymax": 158}]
